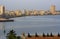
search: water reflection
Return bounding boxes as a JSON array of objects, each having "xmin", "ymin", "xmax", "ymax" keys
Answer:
[{"xmin": 0, "ymin": 23, "xmax": 5, "ymax": 39}]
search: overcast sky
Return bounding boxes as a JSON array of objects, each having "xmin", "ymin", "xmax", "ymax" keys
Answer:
[{"xmin": 0, "ymin": 0, "xmax": 60, "ymax": 10}]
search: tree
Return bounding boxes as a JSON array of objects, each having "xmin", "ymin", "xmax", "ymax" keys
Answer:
[{"xmin": 6, "ymin": 29, "xmax": 17, "ymax": 39}]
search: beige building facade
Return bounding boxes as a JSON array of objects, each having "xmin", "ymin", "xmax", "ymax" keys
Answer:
[
  {"xmin": 39, "ymin": 10, "xmax": 45, "ymax": 15},
  {"xmin": 15, "ymin": 10, "xmax": 22, "ymax": 16},
  {"xmin": 33, "ymin": 10, "xmax": 38, "ymax": 15},
  {"xmin": 50, "ymin": 5, "xmax": 56, "ymax": 15},
  {"xmin": 0, "ymin": 5, "xmax": 5, "ymax": 15}
]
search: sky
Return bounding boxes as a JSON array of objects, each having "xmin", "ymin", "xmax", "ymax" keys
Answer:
[{"xmin": 0, "ymin": 0, "xmax": 60, "ymax": 10}]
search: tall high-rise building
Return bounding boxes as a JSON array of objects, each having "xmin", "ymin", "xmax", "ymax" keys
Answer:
[
  {"xmin": 50, "ymin": 5, "xmax": 56, "ymax": 15},
  {"xmin": 0, "ymin": 5, "xmax": 5, "ymax": 15}
]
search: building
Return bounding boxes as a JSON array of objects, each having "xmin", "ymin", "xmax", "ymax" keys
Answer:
[
  {"xmin": 56, "ymin": 11, "xmax": 60, "ymax": 15},
  {"xmin": 39, "ymin": 10, "xmax": 45, "ymax": 15},
  {"xmin": 0, "ymin": 5, "xmax": 5, "ymax": 15},
  {"xmin": 28, "ymin": 10, "xmax": 34, "ymax": 16},
  {"xmin": 15, "ymin": 10, "xmax": 22, "ymax": 16},
  {"xmin": 50, "ymin": 5, "xmax": 56, "ymax": 15},
  {"xmin": 9, "ymin": 11, "xmax": 15, "ymax": 17},
  {"xmin": 24, "ymin": 10, "xmax": 30, "ymax": 16},
  {"xmin": 45, "ymin": 11, "xmax": 51, "ymax": 15},
  {"xmin": 5, "ymin": 10, "xmax": 10, "ymax": 17},
  {"xmin": 33, "ymin": 10, "xmax": 38, "ymax": 15}
]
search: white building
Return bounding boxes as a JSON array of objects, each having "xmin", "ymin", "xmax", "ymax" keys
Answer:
[{"xmin": 0, "ymin": 5, "xmax": 5, "ymax": 15}]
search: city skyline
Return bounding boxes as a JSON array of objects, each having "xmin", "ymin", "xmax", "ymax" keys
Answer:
[
  {"xmin": 0, "ymin": 0, "xmax": 60, "ymax": 10},
  {"xmin": 0, "ymin": 5, "xmax": 60, "ymax": 17}
]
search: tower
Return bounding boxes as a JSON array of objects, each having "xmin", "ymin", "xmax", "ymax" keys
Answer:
[
  {"xmin": 50, "ymin": 5, "xmax": 56, "ymax": 15},
  {"xmin": 0, "ymin": 5, "xmax": 5, "ymax": 16}
]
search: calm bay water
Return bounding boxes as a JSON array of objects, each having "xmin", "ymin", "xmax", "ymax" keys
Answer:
[{"xmin": 0, "ymin": 15, "xmax": 60, "ymax": 39}]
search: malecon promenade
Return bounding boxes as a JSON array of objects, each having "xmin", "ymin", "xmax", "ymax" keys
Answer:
[{"xmin": 17, "ymin": 32, "xmax": 60, "ymax": 39}]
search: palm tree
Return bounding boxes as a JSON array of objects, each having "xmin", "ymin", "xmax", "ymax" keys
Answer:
[{"xmin": 6, "ymin": 29, "xmax": 17, "ymax": 39}]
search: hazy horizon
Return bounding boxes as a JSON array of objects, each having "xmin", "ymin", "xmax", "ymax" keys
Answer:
[{"xmin": 0, "ymin": 0, "xmax": 60, "ymax": 10}]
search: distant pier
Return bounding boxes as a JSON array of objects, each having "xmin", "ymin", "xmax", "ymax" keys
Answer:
[{"xmin": 0, "ymin": 18, "xmax": 14, "ymax": 22}]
